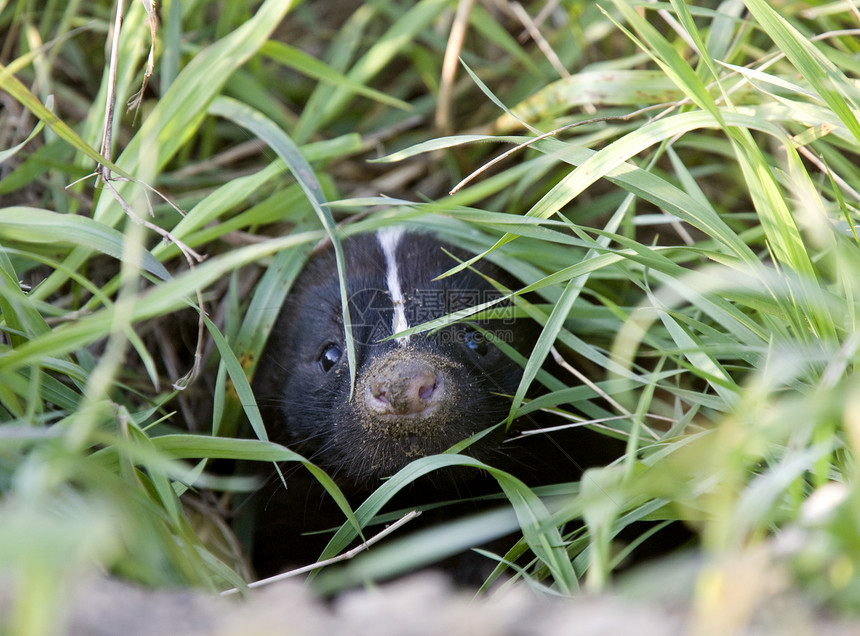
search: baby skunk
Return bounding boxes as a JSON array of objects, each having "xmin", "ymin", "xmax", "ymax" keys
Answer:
[{"xmin": 250, "ymin": 228, "xmax": 616, "ymax": 580}]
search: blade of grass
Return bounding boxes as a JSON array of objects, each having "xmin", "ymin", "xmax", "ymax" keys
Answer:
[
  {"xmin": 316, "ymin": 453, "xmax": 579, "ymax": 593},
  {"xmin": 0, "ymin": 207, "xmax": 169, "ymax": 281},
  {"xmin": 208, "ymin": 95, "xmax": 358, "ymax": 397},
  {"xmin": 744, "ymin": 0, "xmax": 860, "ymax": 144},
  {"xmin": 259, "ymin": 41, "xmax": 411, "ymax": 111},
  {"xmin": 31, "ymin": 0, "xmax": 298, "ymax": 301}
]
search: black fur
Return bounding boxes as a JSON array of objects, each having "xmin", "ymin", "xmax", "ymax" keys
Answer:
[{"xmin": 249, "ymin": 231, "xmax": 618, "ymax": 580}]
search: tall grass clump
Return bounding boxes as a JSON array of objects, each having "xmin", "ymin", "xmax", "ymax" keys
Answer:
[{"xmin": 2, "ymin": 0, "xmax": 860, "ymax": 632}]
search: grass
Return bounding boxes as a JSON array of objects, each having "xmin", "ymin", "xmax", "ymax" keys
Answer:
[{"xmin": 2, "ymin": 0, "xmax": 860, "ymax": 631}]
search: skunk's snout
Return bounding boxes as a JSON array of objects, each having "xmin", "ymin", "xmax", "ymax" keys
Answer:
[
  {"xmin": 356, "ymin": 348, "xmax": 463, "ymax": 437},
  {"xmin": 365, "ymin": 357, "xmax": 444, "ymax": 417}
]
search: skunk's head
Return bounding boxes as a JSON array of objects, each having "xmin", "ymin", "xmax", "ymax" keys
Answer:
[{"xmin": 254, "ymin": 229, "xmax": 536, "ymax": 485}]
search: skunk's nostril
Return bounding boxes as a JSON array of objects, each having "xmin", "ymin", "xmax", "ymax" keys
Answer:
[{"xmin": 418, "ymin": 378, "xmax": 436, "ymax": 401}]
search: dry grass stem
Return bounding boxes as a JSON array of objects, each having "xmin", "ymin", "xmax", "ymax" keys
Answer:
[{"xmin": 221, "ymin": 510, "xmax": 423, "ymax": 595}]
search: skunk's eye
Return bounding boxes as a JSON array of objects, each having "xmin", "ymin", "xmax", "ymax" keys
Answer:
[
  {"xmin": 318, "ymin": 343, "xmax": 342, "ymax": 372},
  {"xmin": 463, "ymin": 329, "xmax": 488, "ymax": 356}
]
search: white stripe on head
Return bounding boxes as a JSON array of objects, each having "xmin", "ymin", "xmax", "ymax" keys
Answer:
[{"xmin": 376, "ymin": 227, "xmax": 410, "ymax": 343}]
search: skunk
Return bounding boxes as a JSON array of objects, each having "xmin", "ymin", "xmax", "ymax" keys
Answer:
[{"xmin": 249, "ymin": 228, "xmax": 617, "ymax": 580}]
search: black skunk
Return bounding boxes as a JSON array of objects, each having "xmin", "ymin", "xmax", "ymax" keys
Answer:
[{"xmin": 249, "ymin": 229, "xmax": 618, "ymax": 580}]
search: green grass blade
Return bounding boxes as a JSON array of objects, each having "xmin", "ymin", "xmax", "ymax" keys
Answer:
[
  {"xmin": 260, "ymin": 41, "xmax": 411, "ymax": 111},
  {"xmin": 744, "ymin": 0, "xmax": 860, "ymax": 144},
  {"xmin": 32, "ymin": 0, "xmax": 298, "ymax": 301},
  {"xmin": 294, "ymin": 0, "xmax": 450, "ymax": 140},
  {"xmin": 317, "ymin": 454, "xmax": 578, "ymax": 592},
  {"xmin": 0, "ymin": 207, "xmax": 169, "ymax": 281},
  {"xmin": 208, "ymin": 95, "xmax": 358, "ymax": 397}
]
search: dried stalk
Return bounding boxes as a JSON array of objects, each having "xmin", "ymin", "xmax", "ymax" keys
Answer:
[
  {"xmin": 220, "ymin": 510, "xmax": 423, "ymax": 596},
  {"xmin": 87, "ymin": 0, "xmax": 208, "ymax": 390}
]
